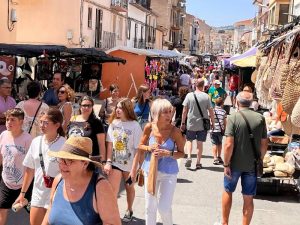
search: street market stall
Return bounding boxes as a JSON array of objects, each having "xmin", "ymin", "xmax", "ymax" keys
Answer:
[
  {"xmin": 252, "ymin": 25, "xmax": 300, "ymax": 199},
  {"xmin": 102, "ymin": 46, "xmax": 183, "ymax": 99},
  {"xmin": 0, "ymin": 43, "xmax": 125, "ymax": 100}
]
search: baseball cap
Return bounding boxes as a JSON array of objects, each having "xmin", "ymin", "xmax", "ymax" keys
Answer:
[{"xmin": 214, "ymin": 80, "xmax": 221, "ymax": 85}]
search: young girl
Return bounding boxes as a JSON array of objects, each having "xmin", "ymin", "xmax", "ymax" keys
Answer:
[{"xmin": 104, "ymin": 98, "xmax": 142, "ymax": 222}]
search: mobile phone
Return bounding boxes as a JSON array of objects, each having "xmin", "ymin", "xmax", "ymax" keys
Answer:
[{"xmin": 125, "ymin": 176, "xmax": 133, "ymax": 185}]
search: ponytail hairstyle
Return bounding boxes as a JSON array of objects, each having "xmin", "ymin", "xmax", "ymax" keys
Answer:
[{"xmin": 45, "ymin": 108, "xmax": 65, "ymax": 137}]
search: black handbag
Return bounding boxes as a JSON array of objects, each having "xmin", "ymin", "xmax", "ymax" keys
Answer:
[
  {"xmin": 193, "ymin": 93, "xmax": 211, "ymax": 131},
  {"xmin": 239, "ymin": 111, "xmax": 263, "ymax": 178}
]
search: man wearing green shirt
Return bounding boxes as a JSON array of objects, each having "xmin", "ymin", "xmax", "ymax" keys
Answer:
[
  {"xmin": 222, "ymin": 91, "xmax": 268, "ymax": 225},
  {"xmin": 208, "ymin": 80, "xmax": 227, "ymax": 107}
]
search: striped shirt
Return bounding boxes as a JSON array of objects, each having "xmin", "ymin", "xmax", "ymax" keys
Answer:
[{"xmin": 213, "ymin": 106, "xmax": 227, "ymax": 133}]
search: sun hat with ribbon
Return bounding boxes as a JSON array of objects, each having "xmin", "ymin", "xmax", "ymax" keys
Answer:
[{"xmin": 48, "ymin": 136, "xmax": 102, "ymax": 168}]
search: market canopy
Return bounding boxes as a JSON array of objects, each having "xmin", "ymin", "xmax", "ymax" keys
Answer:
[
  {"xmin": 106, "ymin": 46, "xmax": 184, "ymax": 58},
  {"xmin": 0, "ymin": 43, "xmax": 66, "ymax": 57},
  {"xmin": 0, "ymin": 44, "xmax": 126, "ymax": 64},
  {"xmin": 230, "ymin": 47, "xmax": 257, "ymax": 67}
]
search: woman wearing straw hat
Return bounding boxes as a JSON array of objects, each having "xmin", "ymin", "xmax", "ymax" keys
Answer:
[
  {"xmin": 134, "ymin": 98, "xmax": 185, "ymax": 225},
  {"xmin": 41, "ymin": 136, "xmax": 121, "ymax": 225},
  {"xmin": 14, "ymin": 108, "xmax": 66, "ymax": 225},
  {"xmin": 104, "ymin": 98, "xmax": 142, "ymax": 222}
]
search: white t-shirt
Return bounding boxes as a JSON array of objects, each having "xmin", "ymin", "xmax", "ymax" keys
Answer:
[
  {"xmin": 23, "ymin": 135, "xmax": 66, "ymax": 208},
  {"xmin": 0, "ymin": 131, "xmax": 32, "ymax": 190},
  {"xmin": 106, "ymin": 120, "xmax": 142, "ymax": 172},
  {"xmin": 180, "ymin": 73, "xmax": 191, "ymax": 86}
]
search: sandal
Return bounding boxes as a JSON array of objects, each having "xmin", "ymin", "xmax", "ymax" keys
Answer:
[
  {"xmin": 196, "ymin": 163, "xmax": 202, "ymax": 169},
  {"xmin": 217, "ymin": 157, "xmax": 224, "ymax": 165},
  {"xmin": 213, "ymin": 159, "xmax": 219, "ymax": 165}
]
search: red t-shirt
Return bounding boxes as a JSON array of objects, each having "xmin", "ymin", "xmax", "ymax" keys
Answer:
[{"xmin": 229, "ymin": 75, "xmax": 239, "ymax": 91}]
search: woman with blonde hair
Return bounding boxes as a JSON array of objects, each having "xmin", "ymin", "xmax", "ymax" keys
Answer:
[
  {"xmin": 104, "ymin": 98, "xmax": 142, "ymax": 222},
  {"xmin": 133, "ymin": 84, "xmax": 152, "ymax": 129},
  {"xmin": 133, "ymin": 98, "xmax": 185, "ymax": 225},
  {"xmin": 57, "ymin": 84, "xmax": 75, "ymax": 132}
]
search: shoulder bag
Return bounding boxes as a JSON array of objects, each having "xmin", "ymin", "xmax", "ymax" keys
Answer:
[
  {"xmin": 214, "ymin": 109, "xmax": 224, "ymax": 136},
  {"xmin": 101, "ymin": 98, "xmax": 109, "ymax": 132},
  {"xmin": 39, "ymin": 137, "xmax": 55, "ymax": 188},
  {"xmin": 239, "ymin": 111, "xmax": 263, "ymax": 178},
  {"xmin": 193, "ymin": 92, "xmax": 211, "ymax": 131},
  {"xmin": 28, "ymin": 101, "xmax": 43, "ymax": 134}
]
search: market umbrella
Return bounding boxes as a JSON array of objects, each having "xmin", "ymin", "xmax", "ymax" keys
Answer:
[{"xmin": 230, "ymin": 47, "xmax": 257, "ymax": 67}]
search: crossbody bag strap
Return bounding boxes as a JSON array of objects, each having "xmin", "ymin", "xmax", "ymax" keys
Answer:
[
  {"xmin": 193, "ymin": 92, "xmax": 204, "ymax": 118},
  {"xmin": 239, "ymin": 111, "xmax": 260, "ymax": 160},
  {"xmin": 39, "ymin": 136, "xmax": 46, "ymax": 176},
  {"xmin": 28, "ymin": 101, "xmax": 43, "ymax": 134}
]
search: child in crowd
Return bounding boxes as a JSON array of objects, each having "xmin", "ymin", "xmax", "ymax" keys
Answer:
[
  {"xmin": 211, "ymin": 97, "xmax": 227, "ymax": 165},
  {"xmin": 0, "ymin": 108, "xmax": 32, "ymax": 225}
]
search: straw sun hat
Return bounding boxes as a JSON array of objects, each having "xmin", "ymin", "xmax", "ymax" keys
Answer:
[{"xmin": 48, "ymin": 136, "xmax": 103, "ymax": 168}]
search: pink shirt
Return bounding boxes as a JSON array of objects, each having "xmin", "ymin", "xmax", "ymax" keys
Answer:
[
  {"xmin": 0, "ymin": 96, "xmax": 16, "ymax": 133},
  {"xmin": 0, "ymin": 131, "xmax": 32, "ymax": 189}
]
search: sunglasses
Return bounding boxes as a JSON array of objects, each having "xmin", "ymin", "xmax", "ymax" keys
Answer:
[
  {"xmin": 56, "ymin": 158, "xmax": 74, "ymax": 166},
  {"xmin": 80, "ymin": 104, "xmax": 93, "ymax": 108},
  {"xmin": 58, "ymin": 90, "xmax": 66, "ymax": 94}
]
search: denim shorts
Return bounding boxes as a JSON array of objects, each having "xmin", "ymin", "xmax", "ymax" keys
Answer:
[
  {"xmin": 210, "ymin": 132, "xmax": 223, "ymax": 145},
  {"xmin": 229, "ymin": 90, "xmax": 238, "ymax": 97},
  {"xmin": 224, "ymin": 169, "xmax": 257, "ymax": 196},
  {"xmin": 186, "ymin": 130, "xmax": 207, "ymax": 142}
]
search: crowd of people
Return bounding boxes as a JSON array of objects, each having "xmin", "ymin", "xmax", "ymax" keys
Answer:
[{"xmin": 0, "ymin": 63, "xmax": 269, "ymax": 225}]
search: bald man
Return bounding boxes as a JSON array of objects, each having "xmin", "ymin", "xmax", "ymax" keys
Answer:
[{"xmin": 222, "ymin": 91, "xmax": 268, "ymax": 225}]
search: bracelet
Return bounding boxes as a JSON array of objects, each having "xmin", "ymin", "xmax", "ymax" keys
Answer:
[
  {"xmin": 106, "ymin": 160, "xmax": 112, "ymax": 165},
  {"xmin": 21, "ymin": 191, "xmax": 26, "ymax": 194},
  {"xmin": 223, "ymin": 164, "xmax": 230, "ymax": 168}
]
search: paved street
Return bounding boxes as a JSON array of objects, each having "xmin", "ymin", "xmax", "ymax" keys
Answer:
[{"xmin": 7, "ymin": 138, "xmax": 299, "ymax": 225}]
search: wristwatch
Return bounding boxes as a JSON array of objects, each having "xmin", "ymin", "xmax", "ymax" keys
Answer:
[{"xmin": 223, "ymin": 164, "xmax": 230, "ymax": 168}]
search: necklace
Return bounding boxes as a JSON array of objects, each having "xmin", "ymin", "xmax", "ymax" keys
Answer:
[
  {"xmin": 65, "ymin": 182, "xmax": 76, "ymax": 192},
  {"xmin": 44, "ymin": 134, "xmax": 60, "ymax": 146}
]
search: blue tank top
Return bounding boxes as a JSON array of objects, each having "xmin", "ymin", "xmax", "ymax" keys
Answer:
[
  {"xmin": 142, "ymin": 135, "xmax": 179, "ymax": 175},
  {"xmin": 48, "ymin": 172, "xmax": 102, "ymax": 225},
  {"xmin": 134, "ymin": 101, "xmax": 150, "ymax": 119}
]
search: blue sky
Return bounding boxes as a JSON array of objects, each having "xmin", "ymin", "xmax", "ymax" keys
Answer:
[{"xmin": 186, "ymin": 0, "xmax": 257, "ymax": 27}]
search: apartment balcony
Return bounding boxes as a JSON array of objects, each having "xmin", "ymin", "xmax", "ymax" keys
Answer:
[
  {"xmin": 129, "ymin": 0, "xmax": 151, "ymax": 11},
  {"xmin": 138, "ymin": 39, "xmax": 146, "ymax": 49},
  {"xmin": 111, "ymin": 0, "xmax": 128, "ymax": 12},
  {"xmin": 101, "ymin": 31, "xmax": 116, "ymax": 50},
  {"xmin": 133, "ymin": 38, "xmax": 138, "ymax": 48},
  {"xmin": 147, "ymin": 35, "xmax": 156, "ymax": 44}
]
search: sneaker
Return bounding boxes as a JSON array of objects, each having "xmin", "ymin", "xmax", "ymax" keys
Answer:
[
  {"xmin": 122, "ymin": 210, "xmax": 133, "ymax": 222},
  {"xmin": 185, "ymin": 158, "xmax": 192, "ymax": 168}
]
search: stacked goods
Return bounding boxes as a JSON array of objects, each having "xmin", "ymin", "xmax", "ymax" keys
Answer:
[{"xmin": 262, "ymin": 155, "xmax": 296, "ymax": 177}]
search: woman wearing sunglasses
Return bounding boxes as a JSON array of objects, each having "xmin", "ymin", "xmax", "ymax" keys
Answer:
[
  {"xmin": 67, "ymin": 96, "xmax": 106, "ymax": 161},
  {"xmin": 57, "ymin": 84, "xmax": 75, "ymax": 132},
  {"xmin": 14, "ymin": 108, "xmax": 66, "ymax": 225},
  {"xmin": 41, "ymin": 136, "xmax": 121, "ymax": 225}
]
